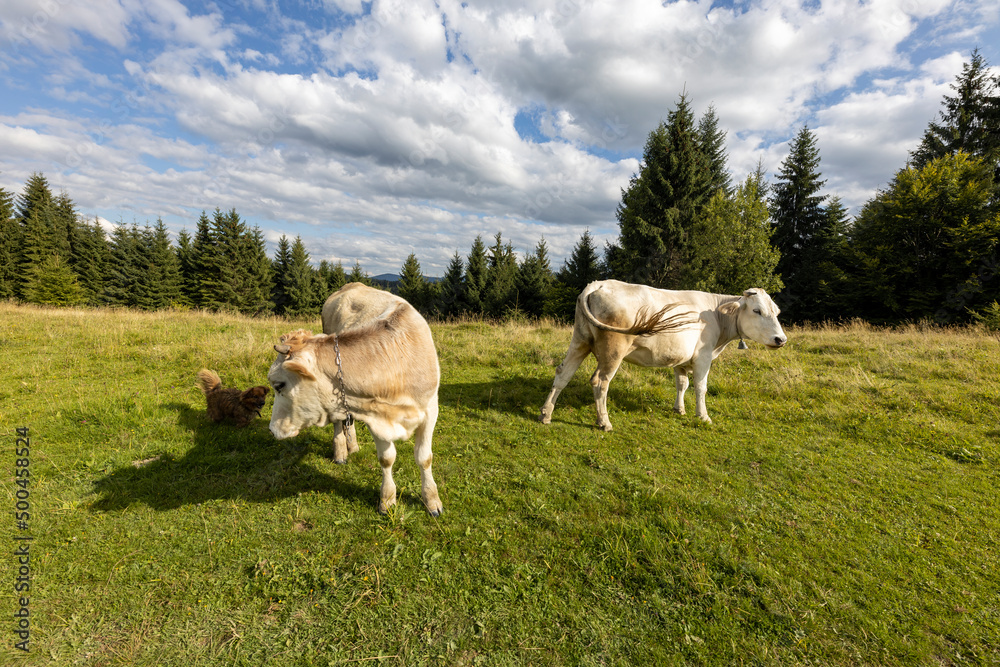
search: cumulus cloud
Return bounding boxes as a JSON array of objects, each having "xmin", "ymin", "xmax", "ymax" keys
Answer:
[{"xmin": 1, "ymin": 0, "xmax": 998, "ymax": 275}]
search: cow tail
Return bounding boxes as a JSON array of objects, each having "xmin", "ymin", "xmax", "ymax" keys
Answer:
[
  {"xmin": 579, "ymin": 287, "xmax": 692, "ymax": 336},
  {"xmin": 631, "ymin": 305, "xmax": 694, "ymax": 336}
]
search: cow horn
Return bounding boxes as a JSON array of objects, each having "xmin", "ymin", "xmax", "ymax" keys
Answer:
[
  {"xmin": 274, "ymin": 344, "xmax": 291, "ymax": 355},
  {"xmin": 743, "ymin": 289, "xmax": 758, "ymax": 297}
]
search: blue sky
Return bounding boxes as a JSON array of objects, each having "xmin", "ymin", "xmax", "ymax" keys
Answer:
[{"xmin": 1, "ymin": 0, "xmax": 998, "ymax": 276}]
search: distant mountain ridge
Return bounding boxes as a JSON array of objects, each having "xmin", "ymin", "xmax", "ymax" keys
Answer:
[{"xmin": 371, "ymin": 273, "xmax": 442, "ymax": 285}]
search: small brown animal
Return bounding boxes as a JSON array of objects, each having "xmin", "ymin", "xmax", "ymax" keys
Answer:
[{"xmin": 196, "ymin": 369, "xmax": 269, "ymax": 428}]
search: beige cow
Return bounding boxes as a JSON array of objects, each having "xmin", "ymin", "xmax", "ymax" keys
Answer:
[
  {"xmin": 269, "ymin": 285, "xmax": 443, "ymax": 516},
  {"xmin": 321, "ymin": 283, "xmax": 409, "ymax": 464},
  {"xmin": 540, "ymin": 280, "xmax": 787, "ymax": 430}
]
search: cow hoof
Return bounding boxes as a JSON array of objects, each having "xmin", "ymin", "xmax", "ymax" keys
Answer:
[
  {"xmin": 427, "ymin": 507, "xmax": 443, "ymax": 518},
  {"xmin": 539, "ymin": 412, "xmax": 551, "ymax": 424},
  {"xmin": 334, "ymin": 458, "xmax": 348, "ymax": 465},
  {"xmin": 597, "ymin": 423, "xmax": 613, "ymax": 432}
]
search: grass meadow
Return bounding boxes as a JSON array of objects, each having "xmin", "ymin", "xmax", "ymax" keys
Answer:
[{"xmin": 1, "ymin": 302, "xmax": 999, "ymax": 666}]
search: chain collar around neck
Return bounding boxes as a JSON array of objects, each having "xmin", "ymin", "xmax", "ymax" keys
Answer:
[{"xmin": 332, "ymin": 335, "xmax": 355, "ymax": 427}]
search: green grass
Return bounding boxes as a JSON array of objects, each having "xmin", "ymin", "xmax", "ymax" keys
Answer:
[{"xmin": 1, "ymin": 304, "xmax": 999, "ymax": 665}]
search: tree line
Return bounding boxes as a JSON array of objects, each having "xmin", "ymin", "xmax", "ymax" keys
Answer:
[
  {"xmin": 0, "ymin": 173, "xmax": 603, "ymax": 320},
  {"xmin": 2, "ymin": 50, "xmax": 998, "ymax": 325}
]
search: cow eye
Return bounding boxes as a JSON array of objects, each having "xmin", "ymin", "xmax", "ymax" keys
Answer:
[
  {"xmin": 753, "ymin": 308, "xmax": 761, "ymax": 315},
  {"xmin": 272, "ymin": 382, "xmax": 286, "ymax": 394}
]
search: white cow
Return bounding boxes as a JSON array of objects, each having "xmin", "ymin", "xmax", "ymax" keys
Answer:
[
  {"xmin": 540, "ymin": 280, "xmax": 787, "ymax": 430},
  {"xmin": 269, "ymin": 285, "xmax": 443, "ymax": 516}
]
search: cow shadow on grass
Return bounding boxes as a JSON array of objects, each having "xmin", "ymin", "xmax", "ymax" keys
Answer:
[
  {"xmin": 440, "ymin": 374, "xmax": 652, "ymax": 426},
  {"xmin": 440, "ymin": 371, "xmax": 671, "ymax": 429},
  {"xmin": 89, "ymin": 402, "xmax": 376, "ymax": 513},
  {"xmin": 440, "ymin": 375, "xmax": 554, "ymax": 420}
]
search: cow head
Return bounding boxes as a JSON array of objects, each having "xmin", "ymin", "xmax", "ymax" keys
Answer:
[
  {"xmin": 268, "ymin": 330, "xmax": 337, "ymax": 439},
  {"xmin": 737, "ymin": 289, "xmax": 787, "ymax": 349}
]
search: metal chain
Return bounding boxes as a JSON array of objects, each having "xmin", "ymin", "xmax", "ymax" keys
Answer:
[{"xmin": 332, "ymin": 335, "xmax": 355, "ymax": 427}]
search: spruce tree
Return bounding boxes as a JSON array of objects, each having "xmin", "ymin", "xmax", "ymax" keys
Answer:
[
  {"xmin": 198, "ymin": 209, "xmax": 239, "ymax": 310},
  {"xmin": 271, "ymin": 235, "xmax": 293, "ymax": 315},
  {"xmin": 104, "ymin": 223, "xmax": 143, "ymax": 307},
  {"xmin": 515, "ymin": 238, "xmax": 553, "ymax": 317},
  {"xmin": 283, "ymin": 236, "xmax": 316, "ymax": 318},
  {"xmin": 912, "ymin": 48, "xmax": 1000, "ymax": 185},
  {"xmin": 437, "ymin": 251, "xmax": 466, "ymax": 318},
  {"xmin": 19, "ymin": 188, "xmax": 83, "ymax": 305},
  {"xmin": 347, "ymin": 260, "xmax": 371, "ymax": 285},
  {"xmin": 318, "ymin": 260, "xmax": 347, "ymax": 296},
  {"xmin": 485, "ymin": 232, "xmax": 518, "ymax": 317},
  {"xmin": 69, "ymin": 217, "xmax": 109, "ymax": 305},
  {"xmin": 133, "ymin": 224, "xmax": 159, "ymax": 310},
  {"xmin": 397, "ymin": 252, "xmax": 428, "ymax": 312},
  {"xmin": 198, "ymin": 209, "xmax": 271, "ymax": 313},
  {"xmin": 23, "ymin": 254, "xmax": 86, "ymax": 306},
  {"xmin": 15, "ymin": 174, "xmax": 61, "ymax": 299},
  {"xmin": 699, "ymin": 105, "xmax": 731, "ymax": 196},
  {"xmin": 769, "ymin": 126, "xmax": 828, "ymax": 319},
  {"xmin": 16, "ymin": 173, "xmax": 54, "ymax": 228},
  {"xmin": 144, "ymin": 219, "xmax": 183, "ymax": 309},
  {"xmin": 611, "ymin": 93, "xmax": 713, "ymax": 287},
  {"xmin": 175, "ymin": 229, "xmax": 197, "ymax": 307},
  {"xmin": 463, "ymin": 235, "xmax": 488, "ymax": 315},
  {"xmin": 803, "ymin": 196, "xmax": 852, "ymax": 321},
  {"xmin": 17, "ymin": 208, "xmax": 59, "ymax": 301},
  {"xmin": 559, "ymin": 230, "xmax": 603, "ymax": 293},
  {"xmin": 686, "ymin": 164, "xmax": 783, "ymax": 296},
  {"xmin": 548, "ymin": 230, "xmax": 604, "ymax": 321},
  {"xmin": 185, "ymin": 212, "xmax": 214, "ymax": 309},
  {"xmin": 245, "ymin": 225, "xmax": 274, "ymax": 314},
  {"xmin": 0, "ymin": 185, "xmax": 19, "ymax": 299},
  {"xmin": 51, "ymin": 192, "xmax": 76, "ymax": 259}
]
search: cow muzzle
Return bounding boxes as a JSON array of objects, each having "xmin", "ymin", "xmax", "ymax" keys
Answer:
[
  {"xmin": 269, "ymin": 422, "xmax": 300, "ymax": 440},
  {"xmin": 767, "ymin": 336, "xmax": 787, "ymax": 349}
]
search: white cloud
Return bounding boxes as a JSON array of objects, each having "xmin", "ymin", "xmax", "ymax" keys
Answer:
[
  {"xmin": 1, "ymin": 0, "xmax": 998, "ymax": 275},
  {"xmin": 0, "ymin": 0, "xmax": 132, "ymax": 52}
]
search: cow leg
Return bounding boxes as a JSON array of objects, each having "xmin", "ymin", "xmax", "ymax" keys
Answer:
[
  {"xmin": 332, "ymin": 420, "xmax": 360, "ymax": 464},
  {"xmin": 691, "ymin": 356, "xmax": 713, "ymax": 423},
  {"xmin": 673, "ymin": 368, "xmax": 689, "ymax": 415},
  {"xmin": 590, "ymin": 336, "xmax": 629, "ymax": 432},
  {"xmin": 413, "ymin": 396, "xmax": 443, "ymax": 517},
  {"xmin": 373, "ymin": 436, "xmax": 398, "ymax": 514},
  {"xmin": 539, "ymin": 337, "xmax": 591, "ymax": 424}
]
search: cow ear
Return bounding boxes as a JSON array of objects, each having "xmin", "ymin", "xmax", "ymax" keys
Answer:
[
  {"xmin": 739, "ymin": 289, "xmax": 758, "ymax": 308},
  {"xmin": 283, "ymin": 360, "xmax": 318, "ymax": 381}
]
